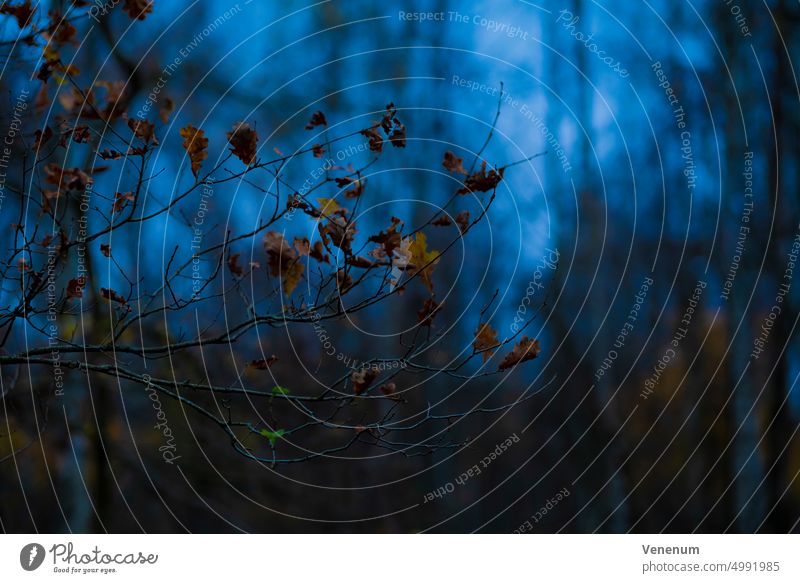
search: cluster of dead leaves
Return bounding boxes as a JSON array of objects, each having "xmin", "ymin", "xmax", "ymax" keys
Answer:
[
  {"xmin": 368, "ymin": 217, "xmax": 403, "ymax": 261},
  {"xmin": 352, "ymin": 367, "xmax": 379, "ymax": 395},
  {"xmin": 42, "ymin": 163, "xmax": 91, "ymax": 197},
  {"xmin": 473, "ymin": 323, "xmax": 542, "ymax": 370},
  {"xmin": 458, "ymin": 161, "xmax": 505, "ymax": 195},
  {"xmin": 335, "ymin": 176, "xmax": 365, "ymax": 198},
  {"xmin": 294, "ymin": 236, "xmax": 329, "ymax": 264},
  {"xmin": 305, "ymin": 110, "xmax": 327, "ymax": 130},
  {"xmin": 444, "ymin": 152, "xmax": 505, "ymax": 194},
  {"xmin": 360, "ymin": 103, "xmax": 406, "ymax": 153},
  {"xmin": 227, "ymin": 253, "xmax": 261, "ymax": 278},
  {"xmin": 318, "ymin": 214, "xmax": 355, "ymax": 255},
  {"xmin": 0, "ymin": 0, "xmax": 35, "ymax": 29},
  {"xmin": 432, "ymin": 210, "xmax": 470, "ymax": 234}
]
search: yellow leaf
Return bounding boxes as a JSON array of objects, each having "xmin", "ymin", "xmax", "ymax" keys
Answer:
[
  {"xmin": 317, "ymin": 197, "xmax": 344, "ymax": 216},
  {"xmin": 282, "ymin": 260, "xmax": 304, "ymax": 296},
  {"xmin": 409, "ymin": 232, "xmax": 440, "ymax": 293}
]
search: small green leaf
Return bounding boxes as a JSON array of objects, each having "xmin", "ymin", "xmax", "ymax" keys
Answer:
[
  {"xmin": 271, "ymin": 385, "xmax": 290, "ymax": 395},
  {"xmin": 259, "ymin": 428, "xmax": 285, "ymax": 446}
]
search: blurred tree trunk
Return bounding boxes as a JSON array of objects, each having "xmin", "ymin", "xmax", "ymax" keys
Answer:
[{"xmin": 763, "ymin": 0, "xmax": 799, "ymax": 533}]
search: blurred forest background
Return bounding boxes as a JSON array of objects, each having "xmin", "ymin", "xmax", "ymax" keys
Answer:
[{"xmin": 1, "ymin": 0, "xmax": 800, "ymax": 533}]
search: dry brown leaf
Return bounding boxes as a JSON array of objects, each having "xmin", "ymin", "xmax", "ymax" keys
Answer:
[
  {"xmin": 455, "ymin": 210, "xmax": 470, "ymax": 234},
  {"xmin": 227, "ymin": 121, "xmax": 259, "ymax": 165},
  {"xmin": 179, "ymin": 124, "xmax": 208, "ymax": 178},
  {"xmin": 318, "ymin": 215, "xmax": 355, "ymax": 254},
  {"xmin": 443, "ymin": 151, "xmax": 467, "ymax": 174},
  {"xmin": 498, "ymin": 337, "xmax": 541, "ymax": 370},
  {"xmin": 457, "ymin": 161, "xmax": 504, "ymax": 194},
  {"xmin": 305, "ymin": 110, "xmax": 327, "ymax": 130},
  {"xmin": 0, "ymin": 0, "xmax": 35, "ymax": 28},
  {"xmin": 101, "ymin": 287, "xmax": 127, "ymax": 304},
  {"xmin": 248, "ymin": 356, "xmax": 278, "ymax": 369},
  {"xmin": 227, "ymin": 253, "xmax": 244, "ymax": 277},
  {"xmin": 352, "ymin": 368, "xmax": 379, "ymax": 395},
  {"xmin": 473, "ymin": 323, "xmax": 500, "ymax": 362},
  {"xmin": 112, "ymin": 191, "xmax": 134, "ymax": 213},
  {"xmin": 159, "ymin": 97, "xmax": 174, "ymax": 124},
  {"xmin": 264, "ymin": 231, "xmax": 304, "ymax": 295},
  {"xmin": 360, "ymin": 126, "xmax": 383, "ymax": 152},
  {"xmin": 368, "ymin": 217, "xmax": 402, "ymax": 258},
  {"xmin": 417, "ymin": 297, "xmax": 442, "ymax": 327},
  {"xmin": 66, "ymin": 276, "xmax": 86, "ymax": 299},
  {"xmin": 127, "ymin": 118, "xmax": 158, "ymax": 145},
  {"xmin": 123, "ymin": 0, "xmax": 154, "ymax": 20}
]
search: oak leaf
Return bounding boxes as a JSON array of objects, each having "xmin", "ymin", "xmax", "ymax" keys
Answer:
[
  {"xmin": 369, "ymin": 216, "xmax": 403, "ymax": 258},
  {"xmin": 305, "ymin": 110, "xmax": 327, "ymax": 130},
  {"xmin": 335, "ymin": 176, "xmax": 365, "ymax": 198},
  {"xmin": 389, "ymin": 119, "xmax": 406, "ymax": 148},
  {"xmin": 0, "ymin": 0, "xmax": 35, "ymax": 28},
  {"xmin": 34, "ymin": 126, "xmax": 53, "ymax": 150},
  {"xmin": 263, "ymin": 231, "xmax": 303, "ymax": 296},
  {"xmin": 294, "ymin": 237, "xmax": 329, "ymax": 263},
  {"xmin": 458, "ymin": 161, "xmax": 504, "ymax": 194},
  {"xmin": 360, "ymin": 126, "xmax": 383, "ymax": 152},
  {"xmin": 123, "ymin": 0, "xmax": 153, "ymax": 20},
  {"xmin": 66, "ymin": 276, "xmax": 86, "ymax": 299},
  {"xmin": 443, "ymin": 151, "xmax": 467, "ymax": 174},
  {"xmin": 112, "ymin": 191, "xmax": 134, "ymax": 213},
  {"xmin": 498, "ymin": 337, "xmax": 541, "ymax": 370},
  {"xmin": 473, "ymin": 323, "xmax": 500, "ymax": 362},
  {"xmin": 227, "ymin": 121, "xmax": 258, "ymax": 165},
  {"xmin": 318, "ymin": 215, "xmax": 355, "ymax": 254},
  {"xmin": 408, "ymin": 232, "xmax": 440, "ymax": 293},
  {"xmin": 179, "ymin": 124, "xmax": 208, "ymax": 178},
  {"xmin": 455, "ymin": 210, "xmax": 470, "ymax": 234},
  {"xmin": 127, "ymin": 118, "xmax": 158, "ymax": 145}
]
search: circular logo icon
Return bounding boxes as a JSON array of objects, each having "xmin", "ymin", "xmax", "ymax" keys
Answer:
[{"xmin": 20, "ymin": 543, "xmax": 46, "ymax": 571}]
